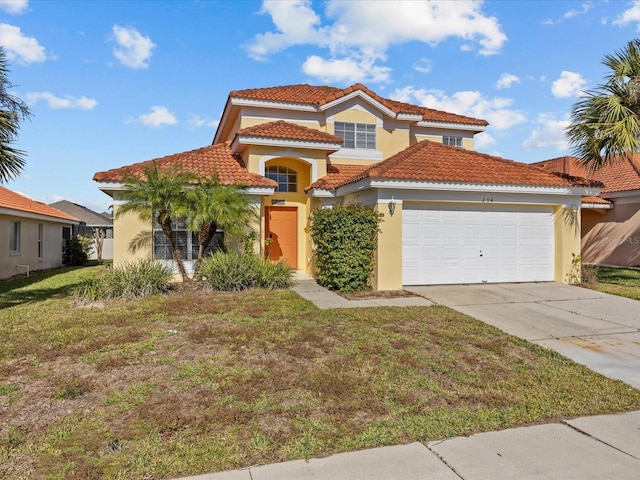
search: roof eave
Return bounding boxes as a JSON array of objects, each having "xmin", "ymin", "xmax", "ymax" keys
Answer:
[
  {"xmin": 334, "ymin": 178, "xmax": 599, "ymax": 197},
  {"xmin": 416, "ymin": 120, "xmax": 487, "ymax": 133},
  {"xmin": 319, "ymin": 90, "xmax": 397, "ymax": 118},
  {"xmin": 0, "ymin": 207, "xmax": 79, "ymax": 224},
  {"xmin": 232, "ymin": 135, "xmax": 341, "ymax": 153}
]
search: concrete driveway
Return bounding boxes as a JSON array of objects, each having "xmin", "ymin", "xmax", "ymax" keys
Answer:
[{"xmin": 406, "ymin": 283, "xmax": 640, "ymax": 389}]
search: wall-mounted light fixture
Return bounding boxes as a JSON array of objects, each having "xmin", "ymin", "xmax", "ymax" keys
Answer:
[
  {"xmin": 569, "ymin": 205, "xmax": 579, "ymax": 218},
  {"xmin": 388, "ymin": 197, "xmax": 396, "ymax": 216}
]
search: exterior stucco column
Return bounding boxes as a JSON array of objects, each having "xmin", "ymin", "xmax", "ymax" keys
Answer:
[{"xmin": 372, "ymin": 201, "xmax": 403, "ymax": 290}]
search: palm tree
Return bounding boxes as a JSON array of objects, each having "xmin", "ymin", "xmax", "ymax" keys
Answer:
[
  {"xmin": 566, "ymin": 39, "xmax": 640, "ymax": 170},
  {"xmin": 182, "ymin": 174, "xmax": 257, "ymax": 277},
  {"xmin": 0, "ymin": 46, "xmax": 31, "ymax": 182},
  {"xmin": 117, "ymin": 162, "xmax": 195, "ymax": 282}
]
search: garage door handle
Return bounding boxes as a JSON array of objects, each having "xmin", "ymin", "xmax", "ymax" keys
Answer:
[{"xmin": 479, "ymin": 250, "xmax": 483, "ymax": 257}]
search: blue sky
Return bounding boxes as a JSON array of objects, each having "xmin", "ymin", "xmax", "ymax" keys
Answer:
[{"xmin": 3, "ymin": 0, "xmax": 640, "ymax": 212}]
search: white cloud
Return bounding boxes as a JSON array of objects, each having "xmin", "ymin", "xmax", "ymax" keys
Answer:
[
  {"xmin": 391, "ymin": 86, "xmax": 526, "ymax": 131},
  {"xmin": 246, "ymin": 0, "xmax": 506, "ymax": 83},
  {"xmin": 134, "ymin": 106, "xmax": 177, "ymax": 127},
  {"xmin": 474, "ymin": 131, "xmax": 496, "ymax": 149},
  {"xmin": 111, "ymin": 25, "xmax": 156, "ymax": 69},
  {"xmin": 25, "ymin": 91, "xmax": 97, "ymax": 110},
  {"xmin": 496, "ymin": 73, "xmax": 520, "ymax": 90},
  {"xmin": 413, "ymin": 58, "xmax": 432, "ymax": 74},
  {"xmin": 564, "ymin": 2, "xmax": 592, "ymax": 19},
  {"xmin": 188, "ymin": 114, "xmax": 219, "ymax": 129},
  {"xmin": 551, "ymin": 71, "xmax": 586, "ymax": 98},
  {"xmin": 522, "ymin": 113, "xmax": 570, "ymax": 150},
  {"xmin": 302, "ymin": 55, "xmax": 391, "ymax": 83},
  {"xmin": 614, "ymin": 0, "xmax": 640, "ymax": 29},
  {"xmin": 0, "ymin": 0, "xmax": 28, "ymax": 14},
  {"xmin": 0, "ymin": 23, "xmax": 45, "ymax": 64}
]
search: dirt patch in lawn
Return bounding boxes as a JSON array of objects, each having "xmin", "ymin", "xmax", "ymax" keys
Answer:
[{"xmin": 338, "ymin": 289, "xmax": 418, "ymax": 300}]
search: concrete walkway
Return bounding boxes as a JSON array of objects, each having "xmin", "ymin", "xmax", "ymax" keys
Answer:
[
  {"xmin": 291, "ymin": 273, "xmax": 434, "ymax": 308},
  {"xmin": 176, "ymin": 279, "xmax": 640, "ymax": 480}
]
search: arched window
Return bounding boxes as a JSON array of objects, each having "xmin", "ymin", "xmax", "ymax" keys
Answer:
[{"xmin": 266, "ymin": 165, "xmax": 297, "ymax": 192}]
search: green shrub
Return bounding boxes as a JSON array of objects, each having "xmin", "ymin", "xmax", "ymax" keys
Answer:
[
  {"xmin": 74, "ymin": 259, "xmax": 173, "ymax": 301},
  {"xmin": 66, "ymin": 235, "xmax": 93, "ymax": 266},
  {"xmin": 255, "ymin": 258, "xmax": 295, "ymax": 289},
  {"xmin": 198, "ymin": 251, "xmax": 293, "ymax": 291},
  {"xmin": 310, "ymin": 203, "xmax": 383, "ymax": 292}
]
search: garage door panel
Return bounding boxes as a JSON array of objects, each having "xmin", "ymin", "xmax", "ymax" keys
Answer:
[{"xmin": 402, "ymin": 203, "xmax": 555, "ymax": 285}]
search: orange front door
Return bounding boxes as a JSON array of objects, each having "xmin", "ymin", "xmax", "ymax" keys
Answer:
[{"xmin": 266, "ymin": 207, "xmax": 298, "ymax": 268}]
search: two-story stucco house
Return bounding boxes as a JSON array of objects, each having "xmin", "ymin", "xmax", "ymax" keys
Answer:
[{"xmin": 94, "ymin": 83, "xmax": 599, "ymax": 289}]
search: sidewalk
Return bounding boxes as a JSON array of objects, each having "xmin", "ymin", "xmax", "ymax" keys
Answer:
[
  {"xmin": 179, "ymin": 411, "xmax": 640, "ymax": 479},
  {"xmin": 176, "ymin": 277, "xmax": 640, "ymax": 480}
]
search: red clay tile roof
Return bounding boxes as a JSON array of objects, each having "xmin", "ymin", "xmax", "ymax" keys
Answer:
[
  {"xmin": 310, "ymin": 141, "xmax": 575, "ymax": 191},
  {"xmin": 93, "ymin": 142, "xmax": 277, "ymax": 188},
  {"xmin": 306, "ymin": 164, "xmax": 369, "ymax": 191},
  {"xmin": 230, "ymin": 84, "xmax": 488, "ymax": 127},
  {"xmin": 236, "ymin": 120, "xmax": 342, "ymax": 144},
  {"xmin": 533, "ymin": 156, "xmax": 640, "ymax": 194},
  {"xmin": 582, "ymin": 195, "xmax": 612, "ymax": 205},
  {"xmin": 0, "ymin": 186, "xmax": 78, "ymax": 222}
]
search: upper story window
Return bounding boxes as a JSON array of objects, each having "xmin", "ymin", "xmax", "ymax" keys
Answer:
[
  {"xmin": 443, "ymin": 136, "xmax": 463, "ymax": 148},
  {"xmin": 335, "ymin": 122, "xmax": 376, "ymax": 149},
  {"xmin": 266, "ymin": 165, "xmax": 297, "ymax": 192}
]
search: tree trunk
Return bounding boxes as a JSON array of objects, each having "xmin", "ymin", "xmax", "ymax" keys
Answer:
[
  {"xmin": 194, "ymin": 222, "xmax": 218, "ymax": 280},
  {"xmin": 158, "ymin": 213, "xmax": 189, "ymax": 283},
  {"xmin": 630, "ymin": 75, "xmax": 640, "ymax": 106}
]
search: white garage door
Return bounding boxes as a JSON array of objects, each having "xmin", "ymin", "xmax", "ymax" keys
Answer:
[{"xmin": 402, "ymin": 203, "xmax": 555, "ymax": 285}]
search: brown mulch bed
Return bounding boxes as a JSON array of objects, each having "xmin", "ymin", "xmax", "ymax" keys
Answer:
[{"xmin": 338, "ymin": 289, "xmax": 418, "ymax": 300}]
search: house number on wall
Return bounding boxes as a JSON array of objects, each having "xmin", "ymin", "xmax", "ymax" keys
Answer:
[{"xmin": 482, "ymin": 197, "xmax": 494, "ymax": 202}]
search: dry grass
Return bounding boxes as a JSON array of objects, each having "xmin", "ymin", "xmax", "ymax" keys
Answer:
[{"xmin": 1, "ymin": 266, "xmax": 640, "ymax": 479}]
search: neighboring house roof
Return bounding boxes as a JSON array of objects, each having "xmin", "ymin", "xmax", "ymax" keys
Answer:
[
  {"xmin": 236, "ymin": 120, "xmax": 343, "ymax": 145},
  {"xmin": 533, "ymin": 156, "xmax": 640, "ymax": 194},
  {"xmin": 309, "ymin": 140, "xmax": 577, "ymax": 191},
  {"xmin": 582, "ymin": 195, "xmax": 613, "ymax": 208},
  {"xmin": 49, "ymin": 200, "xmax": 112, "ymax": 227},
  {"xmin": 229, "ymin": 84, "xmax": 489, "ymax": 127},
  {"xmin": 0, "ymin": 186, "xmax": 78, "ymax": 222},
  {"xmin": 93, "ymin": 142, "xmax": 277, "ymax": 188}
]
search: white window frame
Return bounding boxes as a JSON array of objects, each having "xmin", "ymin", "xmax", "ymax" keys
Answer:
[
  {"xmin": 152, "ymin": 217, "xmax": 223, "ymax": 261},
  {"xmin": 443, "ymin": 136, "xmax": 463, "ymax": 147},
  {"xmin": 10, "ymin": 221, "xmax": 20, "ymax": 254},
  {"xmin": 38, "ymin": 223, "xmax": 43, "ymax": 258},
  {"xmin": 265, "ymin": 165, "xmax": 298, "ymax": 193},
  {"xmin": 334, "ymin": 121, "xmax": 376, "ymax": 150}
]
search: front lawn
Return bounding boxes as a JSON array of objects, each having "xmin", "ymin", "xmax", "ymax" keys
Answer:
[
  {"xmin": 1, "ymin": 266, "xmax": 640, "ymax": 479},
  {"xmin": 588, "ymin": 266, "xmax": 640, "ymax": 300}
]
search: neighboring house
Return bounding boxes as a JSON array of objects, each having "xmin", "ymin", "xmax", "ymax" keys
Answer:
[
  {"xmin": 49, "ymin": 200, "xmax": 114, "ymax": 261},
  {"xmin": 533, "ymin": 156, "xmax": 640, "ymax": 266},
  {"xmin": 94, "ymin": 83, "xmax": 598, "ymax": 289},
  {"xmin": 0, "ymin": 186, "xmax": 78, "ymax": 279}
]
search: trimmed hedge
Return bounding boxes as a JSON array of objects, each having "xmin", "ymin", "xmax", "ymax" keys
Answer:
[{"xmin": 310, "ymin": 203, "xmax": 383, "ymax": 292}]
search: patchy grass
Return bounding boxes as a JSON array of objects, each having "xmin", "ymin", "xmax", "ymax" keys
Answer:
[
  {"xmin": 1, "ymin": 267, "xmax": 640, "ymax": 479},
  {"xmin": 587, "ymin": 266, "xmax": 640, "ymax": 300}
]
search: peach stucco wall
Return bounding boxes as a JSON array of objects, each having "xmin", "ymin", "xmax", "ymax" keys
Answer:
[{"xmin": 582, "ymin": 202, "xmax": 640, "ymax": 266}]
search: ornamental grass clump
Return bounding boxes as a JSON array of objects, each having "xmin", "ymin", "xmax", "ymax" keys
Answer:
[
  {"xmin": 74, "ymin": 259, "xmax": 173, "ymax": 301},
  {"xmin": 198, "ymin": 251, "xmax": 293, "ymax": 291}
]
